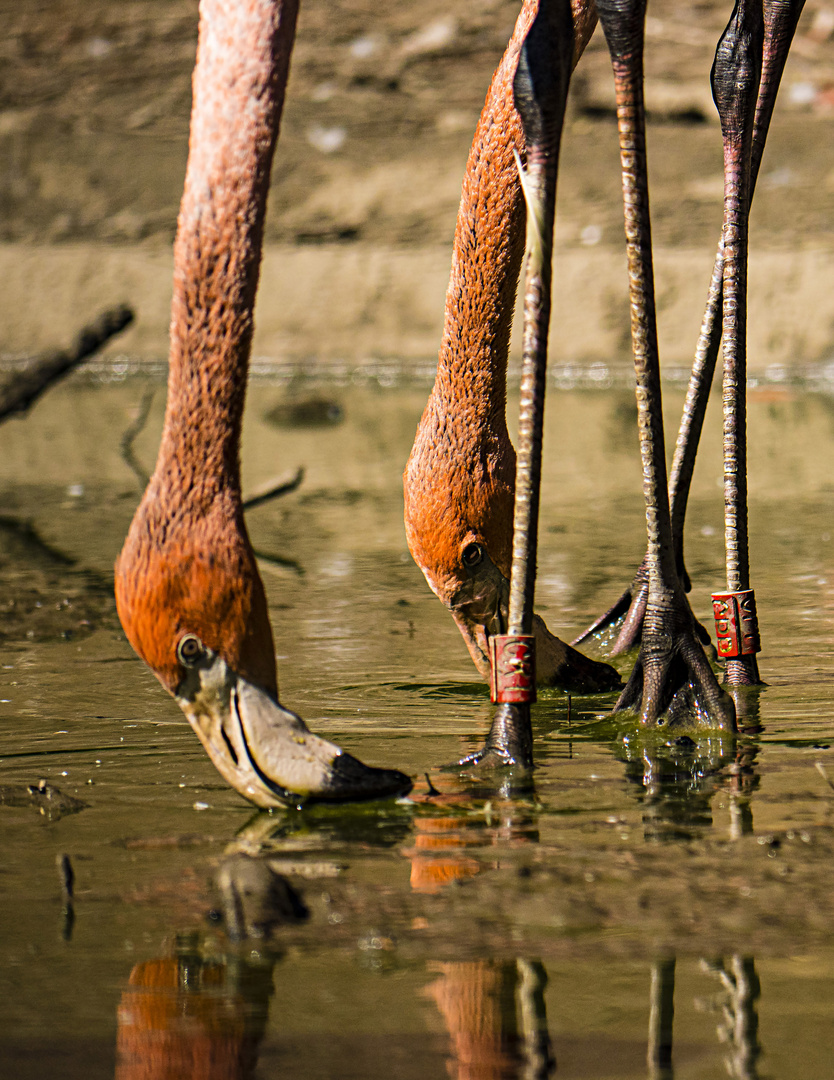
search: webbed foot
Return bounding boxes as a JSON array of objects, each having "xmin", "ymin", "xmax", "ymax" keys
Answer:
[
  {"xmin": 614, "ymin": 603, "xmax": 736, "ymax": 732},
  {"xmin": 458, "ymin": 703, "xmax": 534, "ymax": 769}
]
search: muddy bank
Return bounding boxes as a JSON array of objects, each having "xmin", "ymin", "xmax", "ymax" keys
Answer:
[
  {"xmin": 1, "ymin": 241, "xmax": 833, "ymax": 372},
  {"xmin": 0, "ymin": 0, "xmax": 832, "ymax": 370}
]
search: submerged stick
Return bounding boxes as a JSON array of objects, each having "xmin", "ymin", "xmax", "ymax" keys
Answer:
[
  {"xmin": 121, "ymin": 387, "xmax": 304, "ymax": 510},
  {"xmin": 243, "ymin": 467, "xmax": 304, "ymax": 510},
  {"xmin": 120, "ymin": 385, "xmax": 156, "ymax": 488},
  {"xmin": 56, "ymin": 852, "xmax": 75, "ymax": 942},
  {"xmin": 0, "ymin": 304, "xmax": 134, "ymax": 423}
]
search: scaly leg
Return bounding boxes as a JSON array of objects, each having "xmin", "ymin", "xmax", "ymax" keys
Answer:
[
  {"xmin": 597, "ymin": 0, "xmax": 735, "ymax": 730},
  {"xmin": 713, "ymin": 0, "xmax": 766, "ymax": 686},
  {"xmin": 464, "ymin": 0, "xmax": 575, "ymax": 767},
  {"xmin": 573, "ymin": 0, "xmax": 806, "ymax": 657}
]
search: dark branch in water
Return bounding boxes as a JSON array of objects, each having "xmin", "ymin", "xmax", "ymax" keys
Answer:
[
  {"xmin": 0, "ymin": 304, "xmax": 134, "ymax": 424},
  {"xmin": 252, "ymin": 548, "xmax": 305, "ymax": 576},
  {"xmin": 56, "ymin": 852, "xmax": 75, "ymax": 942},
  {"xmin": 120, "ymin": 386, "xmax": 156, "ymax": 488},
  {"xmin": 0, "ymin": 514, "xmax": 76, "ymax": 567},
  {"xmin": 56, "ymin": 852, "xmax": 75, "ymax": 901},
  {"xmin": 121, "ymin": 391, "xmax": 305, "ymax": 510},
  {"xmin": 243, "ymin": 467, "xmax": 305, "ymax": 510}
]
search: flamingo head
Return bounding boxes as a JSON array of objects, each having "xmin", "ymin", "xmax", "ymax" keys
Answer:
[
  {"xmin": 115, "ymin": 498, "xmax": 276, "ymax": 698},
  {"xmin": 114, "ymin": 488, "xmax": 286, "ymax": 801},
  {"xmin": 116, "ymin": 483, "xmax": 412, "ymax": 807},
  {"xmin": 404, "ymin": 450, "xmax": 515, "ymax": 681}
]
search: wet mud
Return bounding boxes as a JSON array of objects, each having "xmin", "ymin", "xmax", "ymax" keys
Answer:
[{"xmin": 0, "ymin": 0, "xmax": 832, "ymax": 366}]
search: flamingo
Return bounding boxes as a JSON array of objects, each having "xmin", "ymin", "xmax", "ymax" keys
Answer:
[
  {"xmin": 114, "ymin": 0, "xmax": 411, "ymax": 808},
  {"xmin": 403, "ymin": 0, "xmax": 621, "ymax": 697},
  {"xmin": 408, "ymin": 0, "xmax": 801, "ymax": 730}
]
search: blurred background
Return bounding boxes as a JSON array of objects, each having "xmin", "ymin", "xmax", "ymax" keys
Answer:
[{"xmin": 0, "ymin": 0, "xmax": 832, "ymax": 373}]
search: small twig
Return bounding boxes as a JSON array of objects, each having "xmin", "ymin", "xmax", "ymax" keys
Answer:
[
  {"xmin": 120, "ymin": 386, "xmax": 155, "ymax": 488},
  {"xmin": 815, "ymin": 761, "xmax": 834, "ymax": 793},
  {"xmin": 251, "ymin": 549, "xmax": 305, "ymax": 576},
  {"xmin": 119, "ymin": 390, "xmax": 305, "ymax": 507},
  {"xmin": 56, "ymin": 852, "xmax": 75, "ymax": 901},
  {"xmin": 424, "ymin": 772, "xmax": 441, "ymax": 797},
  {"xmin": 243, "ymin": 467, "xmax": 304, "ymax": 510},
  {"xmin": 0, "ymin": 304, "xmax": 134, "ymax": 424},
  {"xmin": 0, "ymin": 515, "xmax": 76, "ymax": 567}
]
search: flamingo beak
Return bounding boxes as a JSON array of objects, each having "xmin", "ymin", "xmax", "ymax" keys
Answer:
[
  {"xmin": 174, "ymin": 649, "xmax": 412, "ymax": 808},
  {"xmin": 448, "ymin": 564, "xmax": 509, "ymax": 681},
  {"xmin": 449, "ymin": 568, "xmax": 623, "ymax": 694}
]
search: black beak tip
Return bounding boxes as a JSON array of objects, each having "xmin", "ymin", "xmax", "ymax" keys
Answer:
[{"xmin": 324, "ymin": 753, "xmax": 413, "ymax": 802}]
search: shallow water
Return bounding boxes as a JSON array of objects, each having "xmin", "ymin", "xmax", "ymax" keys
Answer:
[{"xmin": 1, "ymin": 375, "xmax": 833, "ymax": 1079}]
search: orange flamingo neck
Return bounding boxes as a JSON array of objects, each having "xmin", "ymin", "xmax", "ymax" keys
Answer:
[
  {"xmin": 426, "ymin": 8, "xmax": 533, "ymax": 452},
  {"xmin": 155, "ymin": 0, "xmax": 299, "ymax": 506},
  {"xmin": 115, "ymin": 0, "xmax": 299, "ymax": 698},
  {"xmin": 426, "ymin": 0, "xmax": 597, "ymax": 451}
]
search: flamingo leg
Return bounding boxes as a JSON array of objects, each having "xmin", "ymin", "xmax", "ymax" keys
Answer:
[
  {"xmin": 714, "ymin": 0, "xmax": 766, "ymax": 687},
  {"xmin": 462, "ymin": 0, "xmax": 575, "ymax": 768},
  {"xmin": 574, "ymin": 0, "xmax": 805, "ymax": 657},
  {"xmin": 597, "ymin": 0, "xmax": 735, "ymax": 730}
]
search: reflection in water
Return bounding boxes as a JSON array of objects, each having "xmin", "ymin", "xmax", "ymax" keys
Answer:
[
  {"xmin": 116, "ymin": 934, "xmax": 277, "ymax": 1080},
  {"xmin": 108, "ymin": 780, "xmax": 772, "ymax": 1080},
  {"xmin": 405, "ymin": 775, "xmax": 539, "ymax": 893},
  {"xmin": 647, "ymin": 958, "xmax": 675, "ymax": 1080},
  {"xmin": 116, "ymin": 854, "xmax": 306, "ymax": 1080},
  {"xmin": 647, "ymin": 954, "xmax": 762, "ymax": 1080},
  {"xmin": 425, "ymin": 959, "xmax": 554, "ymax": 1080},
  {"xmin": 232, "ymin": 800, "xmax": 415, "ymax": 855},
  {"xmin": 702, "ymin": 956, "xmax": 762, "ymax": 1080},
  {"xmin": 617, "ymin": 727, "xmax": 761, "ymax": 842},
  {"xmin": 407, "ymin": 780, "xmax": 553, "ymax": 1078},
  {"xmin": 398, "ymin": 758, "xmax": 768, "ymax": 1080}
]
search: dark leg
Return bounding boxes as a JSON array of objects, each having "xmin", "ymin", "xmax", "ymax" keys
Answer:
[
  {"xmin": 672, "ymin": 0, "xmax": 805, "ymax": 580},
  {"xmin": 573, "ymin": 0, "xmax": 806, "ymax": 656},
  {"xmin": 596, "ymin": 0, "xmax": 735, "ymax": 730},
  {"xmin": 647, "ymin": 959, "xmax": 676, "ymax": 1080},
  {"xmin": 466, "ymin": 0, "xmax": 575, "ymax": 767}
]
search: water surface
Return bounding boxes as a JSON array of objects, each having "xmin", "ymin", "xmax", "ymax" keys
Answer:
[{"xmin": 1, "ymin": 375, "xmax": 833, "ymax": 1078}]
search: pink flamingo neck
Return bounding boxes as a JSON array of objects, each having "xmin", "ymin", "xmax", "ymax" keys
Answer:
[{"xmin": 155, "ymin": 0, "xmax": 299, "ymax": 509}]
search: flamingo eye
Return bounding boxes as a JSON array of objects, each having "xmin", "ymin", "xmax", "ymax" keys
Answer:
[
  {"xmin": 461, "ymin": 542, "xmax": 485, "ymax": 569},
  {"xmin": 177, "ymin": 634, "xmax": 205, "ymax": 667}
]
